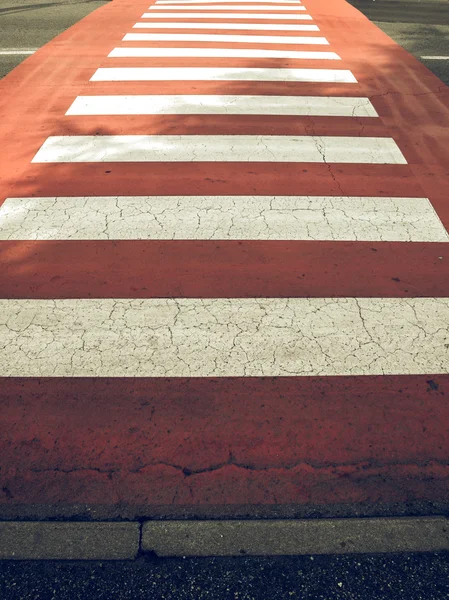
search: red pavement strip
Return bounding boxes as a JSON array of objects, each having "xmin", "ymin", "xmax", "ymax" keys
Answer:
[{"xmin": 0, "ymin": 0, "xmax": 449, "ymax": 518}]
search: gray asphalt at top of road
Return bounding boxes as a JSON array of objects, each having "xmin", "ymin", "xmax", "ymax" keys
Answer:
[
  {"xmin": 347, "ymin": 0, "xmax": 449, "ymax": 85},
  {"xmin": 0, "ymin": 0, "xmax": 108, "ymax": 78}
]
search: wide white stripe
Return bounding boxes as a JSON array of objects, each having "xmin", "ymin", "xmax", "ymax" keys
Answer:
[
  {"xmin": 66, "ymin": 95, "xmax": 378, "ymax": 117},
  {"xmin": 123, "ymin": 32, "xmax": 326, "ymax": 44},
  {"xmin": 156, "ymin": 0, "xmax": 303, "ymax": 3},
  {"xmin": 32, "ymin": 135, "xmax": 407, "ymax": 164},
  {"xmin": 133, "ymin": 22, "xmax": 319, "ymax": 30},
  {"xmin": 149, "ymin": 4, "xmax": 307, "ymax": 8},
  {"xmin": 109, "ymin": 47, "xmax": 338, "ymax": 59},
  {"xmin": 1, "ymin": 196, "xmax": 447, "ymax": 242},
  {"xmin": 90, "ymin": 67, "xmax": 357, "ymax": 83},
  {"xmin": 2, "ymin": 298, "xmax": 448, "ymax": 377},
  {"xmin": 141, "ymin": 12, "xmax": 313, "ymax": 19}
]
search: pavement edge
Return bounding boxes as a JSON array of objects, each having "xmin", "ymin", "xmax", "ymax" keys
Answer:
[{"xmin": 1, "ymin": 517, "xmax": 449, "ymax": 559}]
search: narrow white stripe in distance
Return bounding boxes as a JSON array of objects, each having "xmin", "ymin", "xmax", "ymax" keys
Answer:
[
  {"xmin": 32, "ymin": 135, "xmax": 407, "ymax": 164},
  {"xmin": 133, "ymin": 22, "xmax": 320, "ymax": 30},
  {"xmin": 141, "ymin": 12, "xmax": 313, "ymax": 18},
  {"xmin": 90, "ymin": 67, "xmax": 357, "ymax": 83},
  {"xmin": 0, "ymin": 49, "xmax": 36, "ymax": 55},
  {"xmin": 420, "ymin": 56, "xmax": 449, "ymax": 60},
  {"xmin": 156, "ymin": 0, "xmax": 304, "ymax": 3},
  {"xmin": 1, "ymin": 298, "xmax": 448, "ymax": 377},
  {"xmin": 123, "ymin": 32, "xmax": 326, "ymax": 44},
  {"xmin": 109, "ymin": 48, "xmax": 339, "ymax": 59},
  {"xmin": 66, "ymin": 95, "xmax": 378, "ymax": 117},
  {"xmin": 149, "ymin": 4, "xmax": 307, "ymax": 8},
  {"xmin": 1, "ymin": 196, "xmax": 447, "ymax": 242}
]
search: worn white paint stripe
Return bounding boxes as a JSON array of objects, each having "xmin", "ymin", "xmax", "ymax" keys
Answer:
[
  {"xmin": 32, "ymin": 135, "xmax": 406, "ymax": 164},
  {"xmin": 141, "ymin": 12, "xmax": 313, "ymax": 19},
  {"xmin": 133, "ymin": 22, "xmax": 319, "ymax": 30},
  {"xmin": 1, "ymin": 196, "xmax": 447, "ymax": 242},
  {"xmin": 90, "ymin": 67, "xmax": 357, "ymax": 83},
  {"xmin": 109, "ymin": 47, "xmax": 338, "ymax": 59},
  {"xmin": 421, "ymin": 56, "xmax": 449, "ymax": 60},
  {"xmin": 2, "ymin": 298, "xmax": 448, "ymax": 377},
  {"xmin": 149, "ymin": 4, "xmax": 307, "ymax": 8},
  {"xmin": 123, "ymin": 32, "xmax": 325, "ymax": 43},
  {"xmin": 66, "ymin": 95, "xmax": 378, "ymax": 117}
]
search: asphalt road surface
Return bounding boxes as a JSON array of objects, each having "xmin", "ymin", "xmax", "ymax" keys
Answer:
[
  {"xmin": 347, "ymin": 0, "xmax": 449, "ymax": 85},
  {"xmin": 1, "ymin": 553, "xmax": 449, "ymax": 600},
  {"xmin": 0, "ymin": 0, "xmax": 108, "ymax": 78}
]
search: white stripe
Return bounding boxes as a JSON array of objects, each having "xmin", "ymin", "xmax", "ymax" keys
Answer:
[
  {"xmin": 0, "ymin": 49, "xmax": 36, "ymax": 55},
  {"xmin": 141, "ymin": 12, "xmax": 313, "ymax": 19},
  {"xmin": 123, "ymin": 32, "xmax": 325, "ymax": 43},
  {"xmin": 420, "ymin": 56, "xmax": 449, "ymax": 60},
  {"xmin": 109, "ymin": 47, "xmax": 338, "ymax": 59},
  {"xmin": 1, "ymin": 196, "xmax": 446, "ymax": 242},
  {"xmin": 90, "ymin": 67, "xmax": 357, "ymax": 82},
  {"xmin": 2, "ymin": 298, "xmax": 448, "ymax": 377},
  {"xmin": 149, "ymin": 4, "xmax": 307, "ymax": 8},
  {"xmin": 32, "ymin": 135, "xmax": 407, "ymax": 164},
  {"xmin": 66, "ymin": 95, "xmax": 378, "ymax": 117},
  {"xmin": 156, "ymin": 0, "xmax": 304, "ymax": 3},
  {"xmin": 133, "ymin": 21, "xmax": 319, "ymax": 30}
]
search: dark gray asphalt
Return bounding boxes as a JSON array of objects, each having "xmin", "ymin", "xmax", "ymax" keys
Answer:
[
  {"xmin": 1, "ymin": 553, "xmax": 449, "ymax": 599},
  {"xmin": 0, "ymin": 0, "xmax": 107, "ymax": 78},
  {"xmin": 347, "ymin": 0, "xmax": 449, "ymax": 85}
]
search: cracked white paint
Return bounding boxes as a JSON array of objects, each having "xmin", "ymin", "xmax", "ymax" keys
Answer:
[
  {"xmin": 148, "ymin": 4, "xmax": 307, "ymax": 9},
  {"xmin": 1, "ymin": 196, "xmax": 447, "ymax": 242},
  {"xmin": 109, "ymin": 47, "xmax": 338, "ymax": 59},
  {"xmin": 31, "ymin": 135, "xmax": 406, "ymax": 164},
  {"xmin": 141, "ymin": 12, "xmax": 313, "ymax": 19},
  {"xmin": 133, "ymin": 22, "xmax": 319, "ymax": 30},
  {"xmin": 1, "ymin": 298, "xmax": 448, "ymax": 377},
  {"xmin": 122, "ymin": 32, "xmax": 327, "ymax": 44},
  {"xmin": 91, "ymin": 67, "xmax": 356, "ymax": 83},
  {"xmin": 66, "ymin": 95, "xmax": 377, "ymax": 117}
]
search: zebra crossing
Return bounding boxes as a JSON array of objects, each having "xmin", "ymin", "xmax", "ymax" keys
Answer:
[{"xmin": 0, "ymin": 0, "xmax": 448, "ymax": 514}]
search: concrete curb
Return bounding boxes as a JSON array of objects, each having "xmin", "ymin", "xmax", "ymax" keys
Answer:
[
  {"xmin": 142, "ymin": 517, "xmax": 449, "ymax": 557},
  {"xmin": 1, "ymin": 517, "xmax": 448, "ymax": 559},
  {"xmin": 0, "ymin": 522, "xmax": 140, "ymax": 560}
]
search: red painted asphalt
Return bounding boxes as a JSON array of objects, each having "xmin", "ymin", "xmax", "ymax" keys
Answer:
[
  {"xmin": 2, "ymin": 241, "xmax": 448, "ymax": 299},
  {"xmin": 0, "ymin": 0, "xmax": 449, "ymax": 517},
  {"xmin": 0, "ymin": 376, "xmax": 448, "ymax": 512}
]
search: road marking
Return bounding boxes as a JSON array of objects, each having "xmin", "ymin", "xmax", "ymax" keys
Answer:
[
  {"xmin": 66, "ymin": 95, "xmax": 378, "ymax": 117},
  {"xmin": 1, "ymin": 196, "xmax": 446, "ymax": 242},
  {"xmin": 156, "ymin": 0, "xmax": 304, "ymax": 3},
  {"xmin": 0, "ymin": 49, "xmax": 36, "ymax": 55},
  {"xmin": 1, "ymin": 298, "xmax": 448, "ymax": 377},
  {"xmin": 133, "ymin": 21, "xmax": 319, "ymax": 29},
  {"xmin": 141, "ymin": 12, "xmax": 313, "ymax": 19},
  {"xmin": 109, "ymin": 47, "xmax": 338, "ymax": 59},
  {"xmin": 123, "ymin": 32, "xmax": 325, "ymax": 43},
  {"xmin": 32, "ymin": 135, "xmax": 406, "ymax": 164},
  {"xmin": 420, "ymin": 56, "xmax": 449, "ymax": 60},
  {"xmin": 91, "ymin": 67, "xmax": 357, "ymax": 82},
  {"xmin": 149, "ymin": 4, "xmax": 307, "ymax": 8}
]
